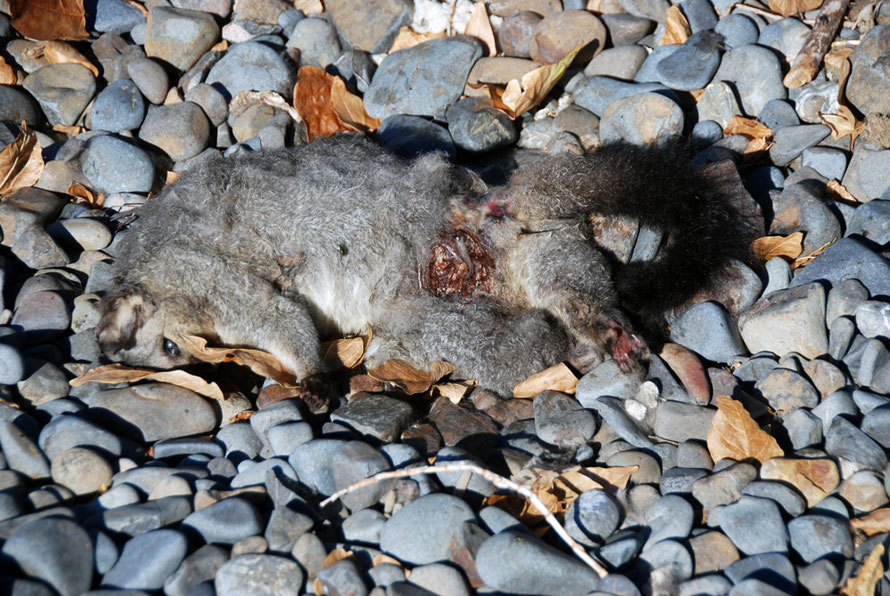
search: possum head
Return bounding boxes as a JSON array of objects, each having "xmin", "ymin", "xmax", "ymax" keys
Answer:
[{"xmin": 97, "ymin": 289, "xmax": 214, "ymax": 369}]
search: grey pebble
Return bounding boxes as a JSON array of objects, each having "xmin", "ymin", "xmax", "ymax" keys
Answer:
[
  {"xmin": 781, "ymin": 407, "xmax": 823, "ymax": 450},
  {"xmin": 288, "ymin": 438, "xmax": 346, "ymax": 495},
  {"xmin": 640, "ymin": 539, "xmax": 694, "ymax": 582},
  {"xmin": 600, "ymin": 92, "xmax": 684, "ymax": 146},
  {"xmin": 576, "ymin": 358, "xmax": 643, "ymax": 403},
  {"xmin": 145, "ymin": 6, "xmax": 221, "ymax": 71},
  {"xmin": 231, "ymin": 457, "xmax": 297, "ymax": 489},
  {"xmin": 0, "ymin": 85, "xmax": 42, "ymax": 125},
  {"xmin": 846, "ymin": 25, "xmax": 890, "ymax": 116},
  {"xmin": 265, "ymin": 422, "xmax": 314, "ymax": 455},
  {"xmin": 679, "ymin": 575, "xmax": 733, "ymax": 596},
  {"xmin": 717, "ymin": 496, "xmax": 788, "ymax": 555},
  {"xmin": 103, "ymin": 529, "xmax": 188, "ymax": 590},
  {"xmin": 692, "ymin": 462, "xmax": 756, "ymax": 511},
  {"xmin": 0, "ymin": 421, "xmax": 50, "ymax": 480},
  {"xmin": 739, "ymin": 282, "xmax": 828, "ymax": 359},
  {"xmin": 51, "ymin": 447, "xmax": 113, "ymax": 495},
  {"xmin": 126, "ymin": 57, "xmax": 170, "ymax": 105},
  {"xmin": 741, "ymin": 480, "xmax": 806, "ymax": 517},
  {"xmin": 801, "ymin": 146, "xmax": 847, "ymax": 181},
  {"xmin": 475, "ymin": 530, "xmax": 600, "ymax": 596},
  {"xmin": 214, "ymin": 554, "xmax": 304, "ymax": 596},
  {"xmin": 163, "ymin": 544, "xmax": 229, "ymax": 596},
  {"xmin": 206, "ymin": 40, "xmax": 297, "ymax": 100},
  {"xmin": 140, "ymin": 102, "xmax": 211, "ymax": 162},
  {"xmin": 862, "ymin": 404, "xmax": 890, "ymax": 447},
  {"xmin": 671, "ymin": 301, "xmax": 746, "ymax": 363},
  {"xmin": 857, "ymin": 150, "xmax": 890, "ymax": 199},
  {"xmin": 379, "ymin": 493, "xmax": 476, "ymax": 565},
  {"xmin": 788, "ymin": 514, "xmax": 853, "ymax": 563},
  {"xmin": 378, "ymin": 115, "xmax": 456, "ymax": 159},
  {"xmin": 330, "ymin": 394, "xmax": 413, "ymax": 443},
  {"xmin": 755, "ymin": 368, "xmax": 820, "ymax": 413},
  {"xmin": 93, "ymin": 496, "xmax": 192, "ymax": 536},
  {"xmin": 341, "ymin": 507, "xmax": 385, "ymax": 544},
  {"xmin": 565, "ymin": 489, "xmax": 621, "ymax": 545},
  {"xmin": 533, "ymin": 390, "xmax": 596, "ymax": 448},
  {"xmin": 263, "ymin": 505, "xmax": 313, "ymax": 552},
  {"xmin": 286, "ymin": 17, "xmax": 342, "ymax": 69},
  {"xmin": 216, "ymin": 422, "xmax": 262, "ymax": 461},
  {"xmin": 446, "ymin": 98, "xmax": 518, "ymax": 153},
  {"xmin": 825, "ymin": 415, "xmax": 888, "ymax": 470},
  {"xmin": 848, "ymin": 199, "xmax": 890, "ymax": 245},
  {"xmin": 714, "ymin": 13, "xmax": 759, "ymax": 49},
  {"xmin": 653, "ymin": 401, "xmax": 715, "ymax": 442},
  {"xmin": 184, "ymin": 83, "xmax": 229, "ymax": 127},
  {"xmin": 584, "ymin": 46, "xmax": 648, "ymax": 80},
  {"xmin": 316, "ymin": 558, "xmax": 368, "ymax": 596},
  {"xmin": 792, "ymin": 238, "xmax": 890, "ymax": 297},
  {"xmin": 811, "ymin": 389, "xmax": 858, "ymax": 428},
  {"xmin": 12, "ymin": 291, "xmax": 72, "ymax": 343},
  {"xmin": 762, "ymin": 257, "xmax": 792, "ymax": 296},
  {"xmin": 772, "ymin": 183, "xmax": 841, "ymax": 256},
  {"xmin": 597, "ymin": 530, "xmax": 644, "ymax": 569},
  {"xmin": 712, "ymin": 44, "xmax": 786, "ymax": 116},
  {"xmin": 660, "ymin": 466, "xmax": 710, "ymax": 494},
  {"xmin": 645, "ymin": 494, "xmax": 693, "ymax": 548},
  {"xmin": 89, "ymin": 79, "xmax": 146, "ymax": 133},
  {"xmin": 758, "ymin": 17, "xmax": 810, "ymax": 59},
  {"xmin": 724, "ymin": 552, "xmax": 796, "ymax": 592},
  {"xmin": 409, "ymin": 563, "xmax": 469, "ymax": 596},
  {"xmin": 94, "ymin": 0, "xmax": 146, "ymax": 33},
  {"xmin": 797, "ymin": 559, "xmax": 840, "ymax": 596},
  {"xmin": 758, "ymin": 99, "xmax": 800, "ymax": 131},
  {"xmin": 769, "ymin": 124, "xmax": 830, "ymax": 166},
  {"xmin": 569, "ymin": 76, "xmax": 673, "ymax": 118},
  {"xmin": 0, "ymin": 344, "xmax": 26, "ymax": 385},
  {"xmin": 80, "ymin": 135, "xmax": 155, "ymax": 194},
  {"xmin": 654, "ymin": 31, "xmax": 721, "ymax": 91},
  {"xmin": 584, "ymin": 396, "xmax": 653, "ymax": 448},
  {"xmin": 1, "ymin": 517, "xmax": 93, "ymax": 596},
  {"xmin": 24, "ymin": 64, "xmax": 97, "ymax": 126}
]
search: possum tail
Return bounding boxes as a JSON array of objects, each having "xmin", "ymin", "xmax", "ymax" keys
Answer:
[{"xmin": 504, "ymin": 143, "xmax": 762, "ymax": 327}]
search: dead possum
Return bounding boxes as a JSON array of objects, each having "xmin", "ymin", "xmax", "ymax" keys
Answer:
[{"xmin": 97, "ymin": 135, "xmax": 759, "ymax": 396}]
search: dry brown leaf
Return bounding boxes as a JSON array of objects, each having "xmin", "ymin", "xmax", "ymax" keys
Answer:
[
  {"xmin": 41, "ymin": 41, "xmax": 99, "ymax": 76},
  {"xmin": 371, "ymin": 554, "xmax": 403, "ymax": 567},
  {"xmin": 707, "ymin": 396, "xmax": 784, "ymax": 463},
  {"xmin": 851, "ymin": 508, "xmax": 890, "ymax": 536},
  {"xmin": 0, "ymin": 123, "xmax": 44, "ymax": 199},
  {"xmin": 432, "ymin": 380, "xmax": 476, "ymax": 403},
  {"xmin": 841, "ymin": 543, "xmax": 884, "ymax": 595},
  {"xmin": 499, "ymin": 44, "xmax": 583, "ymax": 119},
  {"xmin": 724, "ymin": 115, "xmax": 774, "ymax": 140},
  {"xmin": 0, "ymin": 57, "xmax": 16, "ymax": 85},
  {"xmin": 179, "ymin": 334, "xmax": 297, "ymax": 385},
  {"xmin": 513, "ymin": 362, "xmax": 578, "ymax": 398},
  {"xmin": 760, "ymin": 457, "xmax": 839, "ymax": 507},
  {"xmin": 791, "ymin": 238, "xmax": 835, "ymax": 269},
  {"xmin": 661, "ymin": 5, "xmax": 690, "ymax": 45},
  {"xmin": 52, "ymin": 123, "xmax": 85, "ymax": 136},
  {"xmin": 821, "ymin": 106, "xmax": 865, "ymax": 146},
  {"xmin": 293, "ymin": 66, "xmax": 368, "ymax": 141},
  {"xmin": 586, "ymin": 0, "xmax": 603, "ymax": 11},
  {"xmin": 751, "ymin": 232, "xmax": 804, "ymax": 262},
  {"xmin": 120, "ymin": 0, "xmax": 148, "ymax": 17},
  {"xmin": 209, "ymin": 39, "xmax": 229, "ymax": 53},
  {"xmin": 768, "ymin": 0, "xmax": 823, "ymax": 17},
  {"xmin": 367, "ymin": 359, "xmax": 455, "ymax": 394},
  {"xmin": 165, "ymin": 170, "xmax": 181, "ymax": 185},
  {"xmin": 826, "ymin": 179, "xmax": 860, "ymax": 204},
  {"xmin": 329, "ymin": 77, "xmax": 381, "ymax": 134},
  {"xmin": 69, "ymin": 363, "xmax": 225, "ymax": 401},
  {"xmin": 321, "ymin": 336, "xmax": 365, "ymax": 369},
  {"xmin": 67, "ymin": 182, "xmax": 104, "ymax": 208},
  {"xmin": 466, "ymin": 2, "xmax": 497, "ymax": 56},
  {"xmin": 532, "ymin": 465, "xmax": 639, "ymax": 515},
  {"xmin": 10, "ymin": 0, "xmax": 89, "ymax": 41},
  {"xmin": 823, "ymin": 46, "xmax": 853, "ymax": 76},
  {"xmin": 294, "ymin": 0, "xmax": 324, "ymax": 15},
  {"xmin": 388, "ymin": 26, "xmax": 447, "ymax": 53}
]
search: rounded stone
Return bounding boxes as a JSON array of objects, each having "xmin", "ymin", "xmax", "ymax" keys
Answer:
[
  {"xmin": 600, "ymin": 92, "xmax": 684, "ymax": 147},
  {"xmin": 529, "ymin": 10, "xmax": 607, "ymax": 64},
  {"xmin": 127, "ymin": 57, "xmax": 170, "ymax": 104},
  {"xmin": 0, "ymin": 85, "xmax": 42, "ymax": 125},
  {"xmin": 102, "ymin": 529, "xmax": 189, "ymax": 590},
  {"xmin": 182, "ymin": 497, "xmax": 263, "ymax": 544},
  {"xmin": 712, "ymin": 44, "xmax": 786, "ymax": 116},
  {"xmin": 89, "ymin": 78, "xmax": 146, "ymax": 132},
  {"xmin": 206, "ymin": 40, "xmax": 298, "ymax": 100},
  {"xmin": 215, "ymin": 554, "xmax": 304, "ymax": 596},
  {"xmin": 51, "ymin": 447, "xmax": 113, "ymax": 495},
  {"xmin": 0, "ymin": 343, "xmax": 26, "ymax": 385},
  {"xmin": 80, "ymin": 135, "xmax": 155, "ymax": 193},
  {"xmin": 145, "ymin": 6, "xmax": 221, "ymax": 71},
  {"xmin": 139, "ymin": 102, "xmax": 211, "ymax": 161},
  {"xmin": 286, "ymin": 17, "xmax": 342, "ymax": 69},
  {"xmin": 47, "ymin": 218, "xmax": 113, "ymax": 251},
  {"xmin": 498, "ymin": 11, "xmax": 542, "ymax": 58},
  {"xmin": 23, "ymin": 64, "xmax": 97, "ymax": 126},
  {"xmin": 671, "ymin": 301, "xmax": 746, "ymax": 363},
  {"xmin": 379, "ymin": 493, "xmax": 477, "ymax": 565},
  {"xmin": 788, "ymin": 514, "xmax": 853, "ymax": 563}
]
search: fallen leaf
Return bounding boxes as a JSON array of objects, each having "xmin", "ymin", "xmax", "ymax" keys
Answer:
[
  {"xmin": 121, "ymin": 0, "xmax": 148, "ymax": 17},
  {"xmin": 165, "ymin": 170, "xmax": 181, "ymax": 185},
  {"xmin": 293, "ymin": 66, "xmax": 366, "ymax": 141},
  {"xmin": 67, "ymin": 182, "xmax": 104, "ymax": 208},
  {"xmin": 661, "ymin": 5, "xmax": 690, "ymax": 45},
  {"xmin": 367, "ymin": 359, "xmax": 455, "ymax": 394},
  {"xmin": 528, "ymin": 465, "xmax": 639, "ymax": 516},
  {"xmin": 851, "ymin": 509, "xmax": 890, "ymax": 536},
  {"xmin": 826, "ymin": 179, "xmax": 860, "ymax": 204},
  {"xmin": 0, "ymin": 123, "xmax": 44, "ymax": 199},
  {"xmin": 0, "ymin": 57, "xmax": 16, "ymax": 85},
  {"xmin": 69, "ymin": 363, "xmax": 225, "ymax": 401},
  {"xmin": 294, "ymin": 0, "xmax": 324, "ymax": 15},
  {"xmin": 41, "ymin": 41, "xmax": 99, "ymax": 76},
  {"xmin": 432, "ymin": 380, "xmax": 476, "ymax": 403},
  {"xmin": 513, "ymin": 362, "xmax": 578, "ymax": 398},
  {"xmin": 228, "ymin": 410, "xmax": 253, "ymax": 423},
  {"xmin": 821, "ymin": 106, "xmax": 866, "ymax": 146},
  {"xmin": 841, "ymin": 543, "xmax": 884, "ymax": 595},
  {"xmin": 231, "ymin": 90, "xmax": 303, "ymax": 125},
  {"xmin": 465, "ymin": 2, "xmax": 497, "ymax": 56},
  {"xmin": 760, "ymin": 457, "xmax": 839, "ymax": 507},
  {"xmin": 52, "ymin": 123, "xmax": 85, "ymax": 136},
  {"xmin": 10, "ymin": 0, "xmax": 89, "ymax": 41},
  {"xmin": 791, "ymin": 237, "xmax": 835, "ymax": 269},
  {"xmin": 329, "ymin": 77, "xmax": 381, "ymax": 134},
  {"xmin": 371, "ymin": 554, "xmax": 403, "ymax": 567},
  {"xmin": 498, "ymin": 44, "xmax": 583, "ymax": 119},
  {"xmin": 179, "ymin": 334, "xmax": 297, "ymax": 385},
  {"xmin": 209, "ymin": 39, "xmax": 228, "ymax": 53},
  {"xmin": 768, "ymin": 0, "xmax": 823, "ymax": 17},
  {"xmin": 751, "ymin": 232, "xmax": 804, "ymax": 262},
  {"xmin": 707, "ymin": 396, "xmax": 784, "ymax": 463},
  {"xmin": 321, "ymin": 336, "xmax": 365, "ymax": 369},
  {"xmin": 388, "ymin": 26, "xmax": 447, "ymax": 53},
  {"xmin": 724, "ymin": 115, "xmax": 774, "ymax": 153},
  {"xmin": 823, "ymin": 46, "xmax": 853, "ymax": 76}
]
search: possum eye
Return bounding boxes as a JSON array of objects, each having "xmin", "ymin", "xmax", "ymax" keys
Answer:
[{"xmin": 163, "ymin": 338, "xmax": 181, "ymax": 358}]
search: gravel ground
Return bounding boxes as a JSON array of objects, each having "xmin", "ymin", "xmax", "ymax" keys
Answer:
[{"xmin": 1, "ymin": 0, "xmax": 890, "ymax": 594}]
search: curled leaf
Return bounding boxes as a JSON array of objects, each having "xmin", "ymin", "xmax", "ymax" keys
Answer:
[
  {"xmin": 0, "ymin": 123, "xmax": 44, "ymax": 199},
  {"xmin": 826, "ymin": 179, "xmax": 860, "ymax": 204},
  {"xmin": 70, "ymin": 363, "xmax": 225, "ymax": 401},
  {"xmin": 465, "ymin": 3, "xmax": 497, "ymax": 56},
  {"xmin": 67, "ymin": 182, "xmax": 104, "ymax": 208},
  {"xmin": 768, "ymin": 0, "xmax": 823, "ymax": 17},
  {"xmin": 179, "ymin": 334, "xmax": 297, "ymax": 385},
  {"xmin": 10, "ymin": 0, "xmax": 89, "ymax": 41},
  {"xmin": 0, "ymin": 57, "xmax": 16, "ymax": 85},
  {"xmin": 851, "ymin": 508, "xmax": 890, "ymax": 537},
  {"xmin": 498, "ymin": 44, "xmax": 583, "ymax": 119},
  {"xmin": 367, "ymin": 359, "xmax": 455, "ymax": 394},
  {"xmin": 52, "ymin": 123, "xmax": 85, "ymax": 136},
  {"xmin": 821, "ymin": 106, "xmax": 865, "ymax": 145},
  {"xmin": 293, "ymin": 66, "xmax": 379, "ymax": 141},
  {"xmin": 751, "ymin": 232, "xmax": 804, "ymax": 262},
  {"xmin": 661, "ymin": 5, "xmax": 690, "ymax": 45},
  {"xmin": 707, "ymin": 396, "xmax": 784, "ymax": 463},
  {"xmin": 513, "ymin": 362, "xmax": 578, "ymax": 398},
  {"xmin": 432, "ymin": 380, "xmax": 476, "ymax": 403},
  {"xmin": 41, "ymin": 41, "xmax": 99, "ymax": 76},
  {"xmin": 330, "ymin": 77, "xmax": 381, "ymax": 134},
  {"xmin": 321, "ymin": 336, "xmax": 365, "ymax": 369}
]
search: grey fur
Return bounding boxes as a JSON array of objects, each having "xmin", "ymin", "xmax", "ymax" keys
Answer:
[{"xmin": 98, "ymin": 135, "xmax": 757, "ymax": 395}]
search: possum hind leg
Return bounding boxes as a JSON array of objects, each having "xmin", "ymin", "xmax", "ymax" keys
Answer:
[
  {"xmin": 366, "ymin": 294, "xmax": 569, "ymax": 396},
  {"xmin": 502, "ymin": 223, "xmax": 647, "ymax": 371}
]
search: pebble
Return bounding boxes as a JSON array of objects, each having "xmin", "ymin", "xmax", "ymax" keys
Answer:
[
  {"xmin": 565, "ymin": 489, "xmax": 621, "ymax": 545},
  {"xmin": 758, "ymin": 17, "xmax": 810, "ymax": 60},
  {"xmin": 788, "ymin": 515, "xmax": 853, "ymax": 563},
  {"xmin": 94, "ymin": 0, "xmax": 146, "ymax": 34},
  {"xmin": 163, "ymin": 544, "xmax": 229, "ymax": 596},
  {"xmin": 498, "ymin": 11, "xmax": 542, "ymax": 58},
  {"xmin": 330, "ymin": 394, "xmax": 414, "ymax": 442},
  {"xmin": 0, "ymin": 85, "xmax": 42, "ymax": 125},
  {"xmin": 714, "ymin": 13, "xmax": 759, "ymax": 50},
  {"xmin": 585, "ymin": 46, "xmax": 648, "ymax": 80},
  {"xmin": 571, "ymin": 76, "xmax": 673, "ymax": 118},
  {"xmin": 825, "ymin": 416, "xmax": 888, "ymax": 471},
  {"xmin": 533, "ymin": 390, "xmax": 597, "ymax": 448},
  {"xmin": 50, "ymin": 447, "xmax": 113, "ymax": 495},
  {"xmin": 475, "ymin": 530, "xmax": 599, "ymax": 596},
  {"xmin": 206, "ymin": 40, "xmax": 297, "ymax": 100},
  {"xmin": 759, "ymin": 99, "xmax": 801, "ymax": 131},
  {"xmin": 529, "ymin": 10, "xmax": 607, "ymax": 64},
  {"xmin": 716, "ymin": 496, "xmax": 789, "ymax": 555},
  {"xmin": 446, "ymin": 98, "xmax": 518, "ymax": 152},
  {"xmin": 0, "ymin": 421, "xmax": 50, "ymax": 480},
  {"xmin": 23, "ymin": 65, "xmax": 97, "ymax": 126},
  {"xmin": 181, "ymin": 497, "xmax": 263, "ymax": 544},
  {"xmin": 724, "ymin": 553, "xmax": 796, "ymax": 592},
  {"xmin": 215, "ymin": 553, "xmax": 303, "ymax": 596},
  {"xmin": 653, "ymin": 401, "xmax": 715, "ymax": 442},
  {"xmin": 599, "ymin": 92, "xmax": 684, "ymax": 146},
  {"xmin": 793, "ymin": 237, "xmax": 890, "ymax": 297},
  {"xmin": 184, "ymin": 83, "xmax": 229, "ymax": 127},
  {"xmin": 739, "ymin": 282, "xmax": 828, "ymax": 359},
  {"xmin": 645, "ymin": 494, "xmax": 693, "ymax": 548},
  {"xmin": 857, "ymin": 150, "xmax": 890, "ymax": 199},
  {"xmin": 755, "ymin": 368, "xmax": 820, "ymax": 413},
  {"xmin": 0, "ymin": 344, "xmax": 25, "ymax": 385},
  {"xmin": 379, "ymin": 493, "xmax": 477, "ymax": 565},
  {"xmin": 47, "ymin": 218, "xmax": 113, "ymax": 252},
  {"xmin": 89, "ymin": 78, "xmax": 146, "ymax": 133},
  {"xmin": 654, "ymin": 31, "xmax": 722, "ymax": 91},
  {"xmin": 286, "ymin": 17, "xmax": 342, "ymax": 69},
  {"xmin": 600, "ymin": 13, "xmax": 654, "ymax": 45},
  {"xmin": 838, "ymin": 470, "xmax": 888, "ymax": 513},
  {"xmin": 798, "ymin": 559, "xmax": 840, "ymax": 596},
  {"xmin": 671, "ymin": 301, "xmax": 746, "ymax": 363},
  {"xmin": 1, "ymin": 517, "xmax": 94, "ymax": 596},
  {"xmin": 126, "ymin": 57, "xmax": 170, "ymax": 105},
  {"xmin": 331, "ymin": 440, "xmax": 392, "ymax": 510},
  {"xmin": 846, "ymin": 25, "xmax": 890, "ymax": 115},
  {"xmin": 140, "ymin": 102, "xmax": 211, "ymax": 162},
  {"xmin": 365, "ymin": 37, "xmax": 483, "ymax": 120},
  {"xmin": 323, "ymin": 0, "xmax": 411, "ymax": 54},
  {"xmin": 145, "ymin": 6, "xmax": 221, "ymax": 71},
  {"xmin": 712, "ymin": 44, "xmax": 786, "ymax": 117},
  {"xmin": 103, "ymin": 529, "xmax": 189, "ymax": 590},
  {"xmin": 80, "ymin": 135, "xmax": 155, "ymax": 194}
]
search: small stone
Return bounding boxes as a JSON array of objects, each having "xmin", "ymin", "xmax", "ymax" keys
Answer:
[
  {"xmin": 792, "ymin": 237, "xmax": 890, "ymax": 297},
  {"xmin": 126, "ymin": 57, "xmax": 170, "ymax": 105},
  {"xmin": 95, "ymin": 497, "xmax": 193, "ymax": 536},
  {"xmin": 712, "ymin": 44, "xmax": 786, "ymax": 116},
  {"xmin": 759, "ymin": 98, "xmax": 801, "ymax": 131},
  {"xmin": 691, "ymin": 462, "xmax": 757, "ymax": 511},
  {"xmin": 331, "ymin": 440, "xmax": 392, "ymax": 511},
  {"xmin": 427, "ymin": 397, "xmax": 499, "ymax": 453},
  {"xmin": 47, "ymin": 218, "xmax": 113, "ymax": 252},
  {"xmin": 758, "ymin": 17, "xmax": 810, "ymax": 59},
  {"xmin": 739, "ymin": 282, "xmax": 828, "ymax": 359},
  {"xmin": 584, "ymin": 46, "xmax": 648, "ymax": 80},
  {"xmin": 653, "ymin": 401, "xmax": 715, "ymax": 442},
  {"xmin": 13, "ymin": 288, "xmax": 72, "ymax": 343},
  {"xmin": 265, "ymin": 422, "xmax": 313, "ymax": 455},
  {"xmin": 475, "ymin": 530, "xmax": 599, "ymax": 596},
  {"xmin": 772, "ymin": 182, "xmax": 842, "ymax": 257},
  {"xmin": 825, "ymin": 416, "xmax": 888, "ymax": 471},
  {"xmin": 695, "ymin": 81, "xmax": 743, "ymax": 129},
  {"xmin": 769, "ymin": 124, "xmax": 830, "ymax": 166},
  {"xmin": 760, "ymin": 457, "xmax": 838, "ymax": 508},
  {"xmin": 89, "ymin": 79, "xmax": 146, "ymax": 133},
  {"xmin": 231, "ymin": 458, "xmax": 296, "ymax": 489},
  {"xmin": 365, "ymin": 37, "xmax": 483, "ymax": 120},
  {"xmin": 0, "ymin": 344, "xmax": 25, "ymax": 385},
  {"xmin": 754, "ymin": 368, "xmax": 820, "ymax": 413},
  {"xmin": 379, "ymin": 493, "xmax": 476, "ymax": 565},
  {"xmin": 145, "ymin": 7, "xmax": 221, "ymax": 71},
  {"xmin": 847, "ymin": 25, "xmax": 890, "ymax": 116},
  {"xmin": 570, "ymin": 76, "xmax": 673, "ymax": 118},
  {"xmin": 640, "ymin": 539, "xmax": 694, "ymax": 582},
  {"xmin": 446, "ymin": 98, "xmax": 518, "ymax": 152},
  {"xmin": 584, "ymin": 396, "xmax": 653, "ymax": 448},
  {"xmin": 184, "ymin": 83, "xmax": 229, "ymax": 126},
  {"xmin": 291, "ymin": 532, "xmax": 326, "ymax": 580},
  {"xmin": 81, "ymin": 383, "xmax": 219, "ymax": 442},
  {"xmin": 0, "ymin": 421, "xmax": 50, "ymax": 480},
  {"xmin": 838, "ymin": 470, "xmax": 888, "ymax": 513},
  {"xmin": 216, "ymin": 422, "xmax": 262, "ymax": 461},
  {"xmin": 679, "ymin": 575, "xmax": 733, "ymax": 596},
  {"xmin": 206, "ymin": 40, "xmax": 298, "ymax": 100},
  {"xmin": 103, "ymin": 529, "xmax": 189, "ymax": 590},
  {"xmin": 599, "ymin": 92, "xmax": 684, "ymax": 146},
  {"xmin": 286, "ymin": 17, "xmax": 342, "ymax": 69},
  {"xmin": 788, "ymin": 515, "xmax": 853, "ymax": 564},
  {"xmin": 798, "ymin": 559, "xmax": 840, "ymax": 596},
  {"xmin": 0, "ymin": 86, "xmax": 42, "ymax": 125},
  {"xmin": 533, "ymin": 391, "xmax": 596, "ymax": 448},
  {"xmin": 315, "ymin": 558, "xmax": 369, "ymax": 596},
  {"xmin": 716, "ymin": 496, "xmax": 788, "ymax": 555},
  {"xmin": 660, "ymin": 466, "xmax": 710, "ymax": 494},
  {"xmin": 163, "ymin": 544, "xmax": 229, "ymax": 596},
  {"xmin": 529, "ymin": 10, "xmax": 607, "ymax": 64},
  {"xmin": 23, "ymin": 64, "xmax": 97, "ymax": 126},
  {"xmin": 671, "ymin": 301, "xmax": 746, "ymax": 363},
  {"xmin": 801, "ymin": 146, "xmax": 847, "ymax": 181},
  {"xmin": 498, "ymin": 11, "xmax": 542, "ymax": 58},
  {"xmin": 781, "ymin": 407, "xmax": 823, "ymax": 450},
  {"xmin": 1, "ymin": 517, "xmax": 93, "ymax": 596},
  {"xmin": 654, "ymin": 31, "xmax": 722, "ymax": 91},
  {"xmin": 330, "ymin": 394, "xmax": 414, "ymax": 442},
  {"xmin": 51, "ymin": 447, "xmax": 113, "ymax": 495},
  {"xmin": 94, "ymin": 0, "xmax": 146, "ymax": 33},
  {"xmin": 80, "ymin": 135, "xmax": 155, "ymax": 194},
  {"xmin": 140, "ymin": 102, "xmax": 211, "ymax": 162},
  {"xmin": 714, "ymin": 13, "xmax": 759, "ymax": 50},
  {"xmin": 645, "ymin": 494, "xmax": 694, "ymax": 548},
  {"xmin": 688, "ymin": 530, "xmax": 740, "ymax": 574},
  {"xmin": 857, "ymin": 150, "xmax": 890, "ymax": 200},
  {"xmin": 182, "ymin": 497, "xmax": 263, "ymax": 544},
  {"xmin": 600, "ymin": 13, "xmax": 654, "ymax": 45},
  {"xmin": 16, "ymin": 361, "xmax": 68, "ymax": 405},
  {"xmin": 409, "ymin": 563, "xmax": 469, "ymax": 596},
  {"xmin": 724, "ymin": 553, "xmax": 796, "ymax": 593},
  {"xmin": 565, "ymin": 489, "xmax": 621, "ymax": 545},
  {"xmin": 324, "ymin": 0, "xmax": 410, "ymax": 53}
]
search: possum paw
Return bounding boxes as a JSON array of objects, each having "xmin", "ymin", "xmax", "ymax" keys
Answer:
[
  {"xmin": 605, "ymin": 321, "xmax": 648, "ymax": 372},
  {"xmin": 299, "ymin": 373, "xmax": 332, "ymax": 414}
]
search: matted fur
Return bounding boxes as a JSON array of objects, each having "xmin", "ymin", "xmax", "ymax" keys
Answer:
[{"xmin": 98, "ymin": 135, "xmax": 759, "ymax": 395}]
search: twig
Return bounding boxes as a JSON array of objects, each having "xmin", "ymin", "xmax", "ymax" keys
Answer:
[
  {"xmin": 784, "ymin": 0, "xmax": 852, "ymax": 88},
  {"xmin": 318, "ymin": 462, "xmax": 609, "ymax": 578}
]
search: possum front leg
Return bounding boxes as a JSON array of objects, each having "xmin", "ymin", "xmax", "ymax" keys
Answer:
[
  {"xmin": 366, "ymin": 293, "xmax": 569, "ymax": 396},
  {"xmin": 501, "ymin": 223, "xmax": 647, "ymax": 371}
]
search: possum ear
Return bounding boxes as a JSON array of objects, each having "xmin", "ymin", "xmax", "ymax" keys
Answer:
[{"xmin": 97, "ymin": 291, "xmax": 155, "ymax": 354}]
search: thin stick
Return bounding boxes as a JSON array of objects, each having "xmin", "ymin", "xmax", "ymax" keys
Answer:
[
  {"xmin": 319, "ymin": 462, "xmax": 609, "ymax": 578},
  {"xmin": 783, "ymin": 0, "xmax": 852, "ymax": 88}
]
